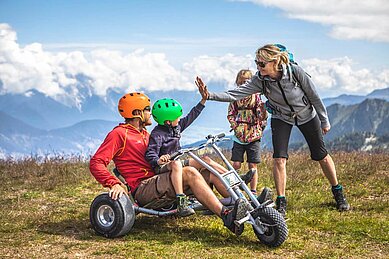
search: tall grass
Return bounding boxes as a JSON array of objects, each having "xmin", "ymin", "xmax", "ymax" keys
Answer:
[{"xmin": 0, "ymin": 152, "xmax": 388, "ymax": 258}]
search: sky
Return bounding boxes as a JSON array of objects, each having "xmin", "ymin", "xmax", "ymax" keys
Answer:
[{"xmin": 0, "ymin": 0, "xmax": 389, "ymax": 105}]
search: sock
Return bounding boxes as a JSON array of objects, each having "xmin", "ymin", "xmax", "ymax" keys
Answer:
[
  {"xmin": 176, "ymin": 193, "xmax": 185, "ymax": 198},
  {"xmin": 332, "ymin": 184, "xmax": 343, "ymax": 190},
  {"xmin": 221, "ymin": 206, "xmax": 230, "ymax": 216},
  {"xmin": 277, "ymin": 195, "xmax": 286, "ymax": 199},
  {"xmin": 251, "ymin": 189, "xmax": 257, "ymax": 194}
]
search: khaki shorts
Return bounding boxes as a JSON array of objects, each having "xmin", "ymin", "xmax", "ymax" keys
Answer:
[{"xmin": 134, "ymin": 166, "xmax": 211, "ymax": 208}]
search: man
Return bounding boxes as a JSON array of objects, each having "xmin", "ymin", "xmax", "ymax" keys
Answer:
[{"xmin": 89, "ymin": 92, "xmax": 249, "ymax": 235}]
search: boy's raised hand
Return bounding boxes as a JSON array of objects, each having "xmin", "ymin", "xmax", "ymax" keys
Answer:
[{"xmin": 195, "ymin": 76, "xmax": 209, "ymax": 105}]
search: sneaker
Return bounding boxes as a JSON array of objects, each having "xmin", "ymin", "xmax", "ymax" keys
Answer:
[
  {"xmin": 332, "ymin": 185, "xmax": 350, "ymax": 211},
  {"xmin": 276, "ymin": 196, "xmax": 287, "ymax": 218},
  {"xmin": 221, "ymin": 198, "xmax": 250, "ymax": 236},
  {"xmin": 240, "ymin": 169, "xmax": 256, "ymax": 184},
  {"xmin": 176, "ymin": 195, "xmax": 195, "ymax": 217},
  {"xmin": 257, "ymin": 187, "xmax": 273, "ymax": 204}
]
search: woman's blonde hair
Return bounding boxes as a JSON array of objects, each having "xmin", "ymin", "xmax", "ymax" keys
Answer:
[
  {"xmin": 235, "ymin": 69, "xmax": 253, "ymax": 86},
  {"xmin": 256, "ymin": 44, "xmax": 289, "ymax": 71}
]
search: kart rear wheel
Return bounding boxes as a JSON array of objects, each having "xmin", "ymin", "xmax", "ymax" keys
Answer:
[
  {"xmin": 252, "ymin": 207, "xmax": 288, "ymax": 247},
  {"xmin": 90, "ymin": 193, "xmax": 135, "ymax": 238}
]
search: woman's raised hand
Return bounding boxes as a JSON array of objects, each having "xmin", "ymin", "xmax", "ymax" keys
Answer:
[{"xmin": 195, "ymin": 76, "xmax": 209, "ymax": 103}]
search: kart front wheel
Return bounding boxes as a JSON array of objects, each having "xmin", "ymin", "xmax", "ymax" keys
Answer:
[
  {"xmin": 89, "ymin": 193, "xmax": 135, "ymax": 238},
  {"xmin": 252, "ymin": 207, "xmax": 288, "ymax": 247}
]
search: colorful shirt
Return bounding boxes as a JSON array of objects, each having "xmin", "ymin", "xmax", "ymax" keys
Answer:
[
  {"xmin": 89, "ymin": 123, "xmax": 154, "ymax": 192},
  {"xmin": 227, "ymin": 93, "xmax": 267, "ymax": 143}
]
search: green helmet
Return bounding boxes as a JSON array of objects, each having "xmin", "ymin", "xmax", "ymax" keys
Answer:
[{"xmin": 152, "ymin": 98, "xmax": 183, "ymax": 125}]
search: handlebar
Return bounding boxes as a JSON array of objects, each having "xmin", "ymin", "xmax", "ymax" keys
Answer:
[
  {"xmin": 206, "ymin": 133, "xmax": 225, "ymax": 140},
  {"xmin": 169, "ymin": 133, "xmax": 226, "ymax": 161}
]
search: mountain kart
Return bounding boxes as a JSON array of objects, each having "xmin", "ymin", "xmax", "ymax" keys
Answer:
[{"xmin": 89, "ymin": 133, "xmax": 288, "ymax": 247}]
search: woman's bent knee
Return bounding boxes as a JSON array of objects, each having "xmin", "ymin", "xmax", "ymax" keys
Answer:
[
  {"xmin": 274, "ymin": 157, "xmax": 287, "ymax": 166},
  {"xmin": 318, "ymin": 154, "xmax": 330, "ymax": 163}
]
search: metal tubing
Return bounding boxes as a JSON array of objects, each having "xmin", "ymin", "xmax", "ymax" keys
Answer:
[
  {"xmin": 188, "ymin": 151, "xmax": 239, "ymax": 200},
  {"xmin": 136, "ymin": 207, "xmax": 177, "ymax": 216}
]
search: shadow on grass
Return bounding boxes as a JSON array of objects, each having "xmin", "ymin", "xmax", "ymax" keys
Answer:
[{"xmin": 37, "ymin": 215, "xmax": 269, "ymax": 249}]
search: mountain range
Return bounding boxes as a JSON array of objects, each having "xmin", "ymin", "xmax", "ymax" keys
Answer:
[{"xmin": 0, "ymin": 86, "xmax": 388, "ymax": 158}]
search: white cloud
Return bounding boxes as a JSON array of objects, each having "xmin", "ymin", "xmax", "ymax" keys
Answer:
[
  {"xmin": 183, "ymin": 54, "xmax": 254, "ymax": 89},
  {"xmin": 301, "ymin": 57, "xmax": 389, "ymax": 97},
  {"xmin": 237, "ymin": 0, "xmax": 389, "ymax": 42},
  {"xmin": 0, "ymin": 24, "xmax": 193, "ymax": 103},
  {"xmin": 0, "ymin": 23, "xmax": 388, "ymax": 106}
]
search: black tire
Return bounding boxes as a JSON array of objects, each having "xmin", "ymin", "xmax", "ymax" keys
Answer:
[
  {"xmin": 252, "ymin": 207, "xmax": 288, "ymax": 247},
  {"xmin": 89, "ymin": 193, "xmax": 135, "ymax": 238}
]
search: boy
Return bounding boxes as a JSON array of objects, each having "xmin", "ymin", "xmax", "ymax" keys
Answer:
[{"xmin": 145, "ymin": 97, "xmax": 206, "ymax": 217}]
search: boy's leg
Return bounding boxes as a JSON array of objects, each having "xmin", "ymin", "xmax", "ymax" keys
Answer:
[
  {"xmin": 248, "ymin": 163, "xmax": 258, "ymax": 192},
  {"xmin": 231, "ymin": 141, "xmax": 244, "ymax": 171},
  {"xmin": 246, "ymin": 140, "xmax": 261, "ymax": 192},
  {"xmin": 170, "ymin": 160, "xmax": 195, "ymax": 217},
  {"xmin": 169, "ymin": 160, "xmax": 184, "ymax": 194},
  {"xmin": 232, "ymin": 161, "xmax": 242, "ymax": 170}
]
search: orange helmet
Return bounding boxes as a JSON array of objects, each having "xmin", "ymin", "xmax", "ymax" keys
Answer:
[{"xmin": 118, "ymin": 92, "xmax": 151, "ymax": 119}]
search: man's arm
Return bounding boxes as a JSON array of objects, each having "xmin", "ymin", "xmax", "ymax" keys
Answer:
[{"xmin": 89, "ymin": 130, "xmax": 122, "ymax": 188}]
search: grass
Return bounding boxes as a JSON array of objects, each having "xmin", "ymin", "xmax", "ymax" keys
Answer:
[{"xmin": 0, "ymin": 152, "xmax": 388, "ymax": 258}]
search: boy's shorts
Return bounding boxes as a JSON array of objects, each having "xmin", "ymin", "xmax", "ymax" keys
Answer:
[
  {"xmin": 231, "ymin": 140, "xmax": 261, "ymax": 163},
  {"xmin": 134, "ymin": 165, "xmax": 210, "ymax": 208}
]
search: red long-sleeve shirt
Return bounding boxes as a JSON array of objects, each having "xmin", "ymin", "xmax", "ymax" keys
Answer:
[{"xmin": 89, "ymin": 123, "xmax": 155, "ymax": 192}]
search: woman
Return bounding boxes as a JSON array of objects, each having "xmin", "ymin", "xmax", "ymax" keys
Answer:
[
  {"xmin": 227, "ymin": 69, "xmax": 268, "ymax": 196},
  {"xmin": 196, "ymin": 44, "xmax": 350, "ymax": 217}
]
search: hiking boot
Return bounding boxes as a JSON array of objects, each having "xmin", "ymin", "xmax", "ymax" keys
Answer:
[
  {"xmin": 176, "ymin": 195, "xmax": 195, "ymax": 217},
  {"xmin": 332, "ymin": 185, "xmax": 350, "ymax": 211},
  {"xmin": 276, "ymin": 196, "xmax": 287, "ymax": 218},
  {"xmin": 221, "ymin": 198, "xmax": 250, "ymax": 236},
  {"xmin": 257, "ymin": 187, "xmax": 273, "ymax": 204},
  {"xmin": 240, "ymin": 169, "xmax": 256, "ymax": 184}
]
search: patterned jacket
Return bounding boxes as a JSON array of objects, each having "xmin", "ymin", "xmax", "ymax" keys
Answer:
[{"xmin": 227, "ymin": 93, "xmax": 268, "ymax": 143}]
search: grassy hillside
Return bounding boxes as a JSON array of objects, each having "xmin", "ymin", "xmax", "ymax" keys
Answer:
[{"xmin": 0, "ymin": 152, "xmax": 388, "ymax": 258}]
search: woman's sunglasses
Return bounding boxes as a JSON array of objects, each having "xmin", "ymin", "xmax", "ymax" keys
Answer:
[{"xmin": 255, "ymin": 60, "xmax": 268, "ymax": 68}]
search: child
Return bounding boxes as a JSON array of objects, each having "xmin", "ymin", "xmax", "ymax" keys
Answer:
[
  {"xmin": 145, "ymin": 97, "xmax": 206, "ymax": 217},
  {"xmin": 227, "ymin": 69, "xmax": 268, "ymax": 196}
]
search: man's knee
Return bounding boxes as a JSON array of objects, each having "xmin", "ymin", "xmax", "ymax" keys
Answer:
[
  {"xmin": 183, "ymin": 166, "xmax": 202, "ymax": 180},
  {"xmin": 202, "ymin": 155, "xmax": 212, "ymax": 164}
]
